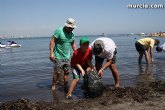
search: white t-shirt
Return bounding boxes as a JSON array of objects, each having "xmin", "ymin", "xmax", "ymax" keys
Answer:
[
  {"xmin": 90, "ymin": 37, "xmax": 117, "ymax": 59},
  {"xmin": 160, "ymin": 42, "xmax": 165, "ymax": 52}
]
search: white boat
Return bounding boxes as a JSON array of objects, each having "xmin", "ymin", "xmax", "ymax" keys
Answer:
[
  {"xmin": 0, "ymin": 44, "xmax": 6, "ymax": 48},
  {"xmin": 1, "ymin": 41, "xmax": 21, "ymax": 48},
  {"xmin": 7, "ymin": 43, "xmax": 21, "ymax": 47}
]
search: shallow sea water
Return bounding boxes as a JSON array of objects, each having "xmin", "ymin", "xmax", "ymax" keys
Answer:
[{"xmin": 0, "ymin": 35, "xmax": 165, "ymax": 102}]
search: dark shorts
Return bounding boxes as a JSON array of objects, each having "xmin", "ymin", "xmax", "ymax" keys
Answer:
[
  {"xmin": 72, "ymin": 67, "xmax": 81, "ymax": 79},
  {"xmin": 95, "ymin": 48, "xmax": 117, "ymax": 64},
  {"xmin": 72, "ymin": 66, "xmax": 88, "ymax": 79},
  {"xmin": 135, "ymin": 41, "xmax": 146, "ymax": 54}
]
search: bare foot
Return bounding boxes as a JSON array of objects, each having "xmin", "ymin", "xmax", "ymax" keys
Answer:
[
  {"xmin": 52, "ymin": 85, "xmax": 56, "ymax": 90},
  {"xmin": 115, "ymin": 84, "xmax": 120, "ymax": 89}
]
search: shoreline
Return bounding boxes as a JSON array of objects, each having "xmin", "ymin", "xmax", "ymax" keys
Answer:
[{"xmin": 1, "ymin": 81, "xmax": 165, "ymax": 110}]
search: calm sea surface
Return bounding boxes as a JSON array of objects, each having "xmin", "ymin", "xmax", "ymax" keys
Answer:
[{"xmin": 0, "ymin": 35, "xmax": 165, "ymax": 102}]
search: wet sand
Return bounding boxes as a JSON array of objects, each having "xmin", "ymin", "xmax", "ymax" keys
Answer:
[{"xmin": 1, "ymin": 81, "xmax": 165, "ymax": 110}]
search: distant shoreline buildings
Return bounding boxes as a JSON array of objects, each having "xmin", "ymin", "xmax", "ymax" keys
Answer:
[
  {"xmin": 149, "ymin": 32, "xmax": 165, "ymax": 37},
  {"xmin": 0, "ymin": 35, "xmax": 25, "ymax": 39},
  {"xmin": 0, "ymin": 35, "xmax": 51, "ymax": 39},
  {"xmin": 1, "ymin": 32, "xmax": 165, "ymax": 39}
]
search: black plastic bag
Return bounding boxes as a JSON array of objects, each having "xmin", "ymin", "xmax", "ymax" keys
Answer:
[{"xmin": 84, "ymin": 70, "xmax": 103, "ymax": 98}]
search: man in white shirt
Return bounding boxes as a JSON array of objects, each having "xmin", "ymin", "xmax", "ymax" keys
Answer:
[
  {"xmin": 90, "ymin": 37, "xmax": 120, "ymax": 88},
  {"xmin": 156, "ymin": 42, "xmax": 165, "ymax": 52}
]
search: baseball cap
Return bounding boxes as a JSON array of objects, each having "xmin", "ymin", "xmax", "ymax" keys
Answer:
[
  {"xmin": 93, "ymin": 40, "xmax": 104, "ymax": 55},
  {"xmin": 65, "ymin": 18, "xmax": 77, "ymax": 28},
  {"xmin": 80, "ymin": 37, "xmax": 89, "ymax": 45}
]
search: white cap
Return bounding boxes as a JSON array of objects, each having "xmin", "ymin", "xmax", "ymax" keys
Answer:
[{"xmin": 65, "ymin": 18, "xmax": 77, "ymax": 28}]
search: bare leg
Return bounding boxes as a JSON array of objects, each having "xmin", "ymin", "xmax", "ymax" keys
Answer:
[
  {"xmin": 144, "ymin": 51, "xmax": 150, "ymax": 64},
  {"xmin": 63, "ymin": 74, "xmax": 69, "ymax": 93},
  {"xmin": 52, "ymin": 72, "xmax": 59, "ymax": 90},
  {"xmin": 67, "ymin": 79, "xmax": 79, "ymax": 96},
  {"xmin": 52, "ymin": 73, "xmax": 61, "ymax": 103},
  {"xmin": 64, "ymin": 75, "xmax": 69, "ymax": 86},
  {"xmin": 138, "ymin": 52, "xmax": 143, "ymax": 64},
  {"xmin": 109, "ymin": 64, "xmax": 120, "ymax": 88},
  {"xmin": 57, "ymin": 73, "xmax": 64, "ymax": 85}
]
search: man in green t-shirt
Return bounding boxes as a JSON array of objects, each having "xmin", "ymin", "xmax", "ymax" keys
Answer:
[{"xmin": 49, "ymin": 18, "xmax": 77, "ymax": 93}]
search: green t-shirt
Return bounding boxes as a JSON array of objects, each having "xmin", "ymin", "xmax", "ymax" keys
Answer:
[{"xmin": 53, "ymin": 27, "xmax": 75, "ymax": 60}]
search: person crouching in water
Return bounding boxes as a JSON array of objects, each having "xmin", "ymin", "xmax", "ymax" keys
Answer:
[
  {"xmin": 90, "ymin": 37, "xmax": 120, "ymax": 88},
  {"xmin": 135, "ymin": 38, "xmax": 160, "ymax": 64},
  {"xmin": 156, "ymin": 42, "xmax": 165, "ymax": 53},
  {"xmin": 66, "ymin": 37, "xmax": 95, "ymax": 99}
]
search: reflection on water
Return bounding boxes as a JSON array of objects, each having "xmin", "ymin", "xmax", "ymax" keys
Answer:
[{"xmin": 136, "ymin": 64, "xmax": 155, "ymax": 87}]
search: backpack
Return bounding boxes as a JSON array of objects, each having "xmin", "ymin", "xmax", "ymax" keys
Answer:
[{"xmin": 84, "ymin": 70, "xmax": 104, "ymax": 98}]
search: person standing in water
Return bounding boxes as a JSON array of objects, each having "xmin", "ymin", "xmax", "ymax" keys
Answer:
[{"xmin": 49, "ymin": 18, "xmax": 77, "ymax": 93}]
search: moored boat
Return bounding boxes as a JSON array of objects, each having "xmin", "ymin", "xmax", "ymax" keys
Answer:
[
  {"xmin": 0, "ymin": 42, "xmax": 6, "ymax": 48},
  {"xmin": 0, "ymin": 44, "xmax": 6, "ymax": 48}
]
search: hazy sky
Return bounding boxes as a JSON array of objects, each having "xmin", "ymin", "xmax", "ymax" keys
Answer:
[{"xmin": 0, "ymin": 0, "xmax": 165, "ymax": 37}]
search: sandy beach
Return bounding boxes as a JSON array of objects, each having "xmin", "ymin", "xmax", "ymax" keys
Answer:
[{"xmin": 1, "ymin": 81, "xmax": 165, "ymax": 110}]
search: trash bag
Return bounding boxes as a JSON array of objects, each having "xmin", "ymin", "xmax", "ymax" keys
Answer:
[{"xmin": 84, "ymin": 70, "xmax": 103, "ymax": 98}]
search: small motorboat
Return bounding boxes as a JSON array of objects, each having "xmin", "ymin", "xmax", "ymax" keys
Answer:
[
  {"xmin": 7, "ymin": 43, "xmax": 21, "ymax": 47},
  {"xmin": 0, "ymin": 44, "xmax": 6, "ymax": 48},
  {"xmin": 6, "ymin": 41, "xmax": 21, "ymax": 47},
  {"xmin": 0, "ymin": 42, "xmax": 6, "ymax": 48}
]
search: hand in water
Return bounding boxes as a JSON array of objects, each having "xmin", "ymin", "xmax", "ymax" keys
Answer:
[{"xmin": 98, "ymin": 69, "xmax": 104, "ymax": 78}]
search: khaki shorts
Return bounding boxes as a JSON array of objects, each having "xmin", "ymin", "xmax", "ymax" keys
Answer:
[
  {"xmin": 53, "ymin": 58, "xmax": 70, "ymax": 75},
  {"xmin": 53, "ymin": 59, "xmax": 71, "ymax": 84}
]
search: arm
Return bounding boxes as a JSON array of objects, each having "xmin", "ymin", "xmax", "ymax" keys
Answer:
[
  {"xmin": 49, "ymin": 36, "xmax": 56, "ymax": 61},
  {"xmin": 86, "ymin": 59, "xmax": 95, "ymax": 70},
  {"xmin": 98, "ymin": 59, "xmax": 112, "ymax": 78},
  {"xmin": 150, "ymin": 47, "xmax": 154, "ymax": 63},
  {"xmin": 76, "ymin": 64, "xmax": 85, "ymax": 76},
  {"xmin": 71, "ymin": 40, "xmax": 77, "ymax": 51}
]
